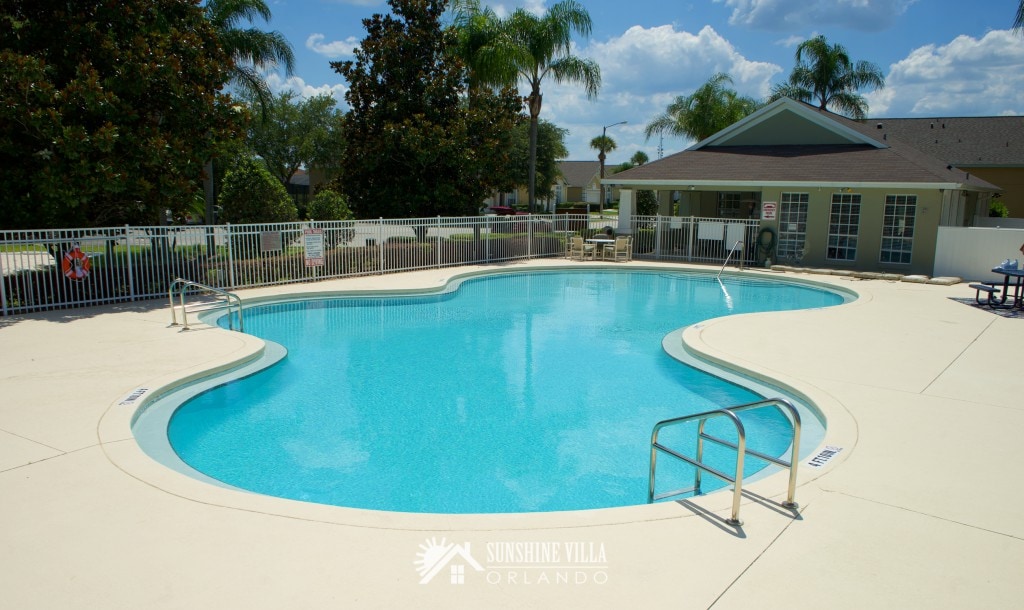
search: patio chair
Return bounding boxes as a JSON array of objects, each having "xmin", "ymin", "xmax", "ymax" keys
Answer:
[
  {"xmin": 602, "ymin": 236, "xmax": 632, "ymax": 262},
  {"xmin": 568, "ymin": 236, "xmax": 594, "ymax": 261}
]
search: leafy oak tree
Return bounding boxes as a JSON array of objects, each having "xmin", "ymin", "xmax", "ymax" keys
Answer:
[
  {"xmin": 333, "ymin": 0, "xmax": 519, "ymax": 219},
  {"xmin": 218, "ymin": 157, "xmax": 297, "ymax": 223},
  {"xmin": 0, "ymin": 0, "xmax": 243, "ymax": 229},
  {"xmin": 506, "ymin": 119, "xmax": 569, "ymax": 203},
  {"xmin": 244, "ymin": 90, "xmax": 346, "ymax": 187}
]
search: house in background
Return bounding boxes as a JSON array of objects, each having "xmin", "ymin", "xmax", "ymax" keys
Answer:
[
  {"xmin": 554, "ymin": 161, "xmax": 601, "ymax": 204},
  {"xmin": 607, "ymin": 97, "xmax": 1000, "ymax": 276},
  {"xmin": 484, "ymin": 160, "xmax": 606, "ymax": 211},
  {"xmin": 287, "ymin": 169, "xmax": 311, "ymax": 211}
]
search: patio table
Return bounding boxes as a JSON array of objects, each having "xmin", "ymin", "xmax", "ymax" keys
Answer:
[
  {"xmin": 990, "ymin": 267, "xmax": 1024, "ymax": 308},
  {"xmin": 586, "ymin": 237, "xmax": 615, "ymax": 260}
]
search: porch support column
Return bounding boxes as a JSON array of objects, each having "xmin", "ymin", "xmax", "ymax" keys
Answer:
[{"xmin": 618, "ymin": 189, "xmax": 634, "ymax": 234}]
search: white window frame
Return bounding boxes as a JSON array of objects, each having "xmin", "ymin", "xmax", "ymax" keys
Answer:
[
  {"xmin": 777, "ymin": 192, "xmax": 809, "ymax": 262},
  {"xmin": 827, "ymin": 193, "xmax": 861, "ymax": 262},
  {"xmin": 879, "ymin": 194, "xmax": 916, "ymax": 264}
]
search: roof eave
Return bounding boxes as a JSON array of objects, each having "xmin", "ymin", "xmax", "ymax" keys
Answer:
[{"xmin": 602, "ymin": 178, "xmax": 998, "ymax": 192}]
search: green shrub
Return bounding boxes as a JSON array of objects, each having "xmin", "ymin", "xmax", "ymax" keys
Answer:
[
  {"xmin": 307, "ymin": 189, "xmax": 354, "ymax": 221},
  {"xmin": 219, "ymin": 158, "xmax": 298, "ymax": 224},
  {"xmin": 386, "ymin": 235, "xmax": 419, "ymax": 244},
  {"xmin": 636, "ymin": 190, "xmax": 658, "ymax": 215},
  {"xmin": 989, "ymin": 199, "xmax": 1010, "ymax": 218}
]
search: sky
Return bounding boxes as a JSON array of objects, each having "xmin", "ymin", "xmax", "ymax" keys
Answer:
[{"xmin": 259, "ymin": 0, "xmax": 1024, "ymax": 163}]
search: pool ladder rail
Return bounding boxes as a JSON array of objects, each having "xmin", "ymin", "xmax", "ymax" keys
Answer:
[
  {"xmin": 716, "ymin": 240, "xmax": 745, "ymax": 280},
  {"xmin": 648, "ymin": 398, "xmax": 801, "ymax": 526},
  {"xmin": 168, "ymin": 278, "xmax": 244, "ymax": 332}
]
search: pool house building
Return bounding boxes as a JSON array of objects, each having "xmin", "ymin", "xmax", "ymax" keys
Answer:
[{"xmin": 607, "ymin": 97, "xmax": 1002, "ymax": 276}]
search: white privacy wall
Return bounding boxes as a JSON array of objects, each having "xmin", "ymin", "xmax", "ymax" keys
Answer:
[{"xmin": 934, "ymin": 227, "xmax": 1024, "ymax": 281}]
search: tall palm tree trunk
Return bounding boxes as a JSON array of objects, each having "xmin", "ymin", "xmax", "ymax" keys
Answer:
[{"xmin": 527, "ymin": 92, "xmax": 542, "ymax": 213}]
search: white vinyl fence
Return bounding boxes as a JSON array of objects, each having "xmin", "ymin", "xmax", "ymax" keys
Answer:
[{"xmin": 933, "ymin": 226, "xmax": 1024, "ymax": 281}]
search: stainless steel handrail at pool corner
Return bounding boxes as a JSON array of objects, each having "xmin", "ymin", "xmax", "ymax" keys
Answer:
[
  {"xmin": 168, "ymin": 278, "xmax": 244, "ymax": 332},
  {"xmin": 648, "ymin": 398, "xmax": 802, "ymax": 525},
  {"xmin": 716, "ymin": 240, "xmax": 745, "ymax": 279}
]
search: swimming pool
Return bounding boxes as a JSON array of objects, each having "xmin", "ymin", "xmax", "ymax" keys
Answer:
[{"xmin": 142, "ymin": 269, "xmax": 846, "ymax": 514}]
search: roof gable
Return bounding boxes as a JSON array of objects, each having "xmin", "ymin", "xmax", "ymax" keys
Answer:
[
  {"xmin": 693, "ymin": 97, "xmax": 887, "ymax": 150},
  {"xmin": 607, "ymin": 97, "xmax": 999, "ymax": 191},
  {"xmin": 557, "ymin": 161, "xmax": 600, "ymax": 187}
]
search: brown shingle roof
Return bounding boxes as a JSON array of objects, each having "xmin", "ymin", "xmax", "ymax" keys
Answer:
[
  {"xmin": 610, "ymin": 144, "xmax": 976, "ymax": 183},
  {"xmin": 856, "ymin": 117, "xmax": 1024, "ymax": 167},
  {"xmin": 609, "ymin": 99, "xmax": 999, "ymax": 190},
  {"xmin": 557, "ymin": 161, "xmax": 599, "ymax": 187}
]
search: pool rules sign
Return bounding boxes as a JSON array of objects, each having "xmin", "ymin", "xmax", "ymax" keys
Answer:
[{"xmin": 304, "ymin": 228, "xmax": 325, "ymax": 267}]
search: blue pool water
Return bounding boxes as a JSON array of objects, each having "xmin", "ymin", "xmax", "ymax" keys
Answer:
[{"xmin": 166, "ymin": 270, "xmax": 844, "ymax": 513}]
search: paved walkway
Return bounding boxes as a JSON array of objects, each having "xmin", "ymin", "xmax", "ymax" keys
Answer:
[{"xmin": 1, "ymin": 260, "xmax": 1022, "ymax": 609}]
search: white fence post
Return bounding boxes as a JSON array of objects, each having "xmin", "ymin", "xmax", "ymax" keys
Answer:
[
  {"xmin": 226, "ymin": 223, "xmax": 236, "ymax": 289},
  {"xmin": 124, "ymin": 224, "xmax": 136, "ymax": 301},
  {"xmin": 653, "ymin": 215, "xmax": 662, "ymax": 260},
  {"xmin": 377, "ymin": 218, "xmax": 384, "ymax": 275}
]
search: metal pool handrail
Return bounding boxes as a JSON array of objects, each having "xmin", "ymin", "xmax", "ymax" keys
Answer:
[
  {"xmin": 716, "ymin": 240, "xmax": 745, "ymax": 279},
  {"xmin": 168, "ymin": 278, "xmax": 243, "ymax": 332},
  {"xmin": 648, "ymin": 397, "xmax": 802, "ymax": 525}
]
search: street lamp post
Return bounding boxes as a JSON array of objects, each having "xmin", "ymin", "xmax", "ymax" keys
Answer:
[{"xmin": 599, "ymin": 121, "xmax": 626, "ymax": 215}]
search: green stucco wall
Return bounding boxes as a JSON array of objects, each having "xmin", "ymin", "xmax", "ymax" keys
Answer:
[{"xmin": 757, "ymin": 187, "xmax": 942, "ymax": 275}]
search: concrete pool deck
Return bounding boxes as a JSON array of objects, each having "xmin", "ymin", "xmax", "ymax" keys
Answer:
[{"xmin": 1, "ymin": 259, "xmax": 1022, "ymax": 608}]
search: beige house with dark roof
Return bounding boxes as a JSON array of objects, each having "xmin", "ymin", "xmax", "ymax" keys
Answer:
[
  {"xmin": 554, "ymin": 160, "xmax": 601, "ymax": 204},
  {"xmin": 606, "ymin": 97, "xmax": 1000, "ymax": 275},
  {"xmin": 484, "ymin": 160, "xmax": 617, "ymax": 210}
]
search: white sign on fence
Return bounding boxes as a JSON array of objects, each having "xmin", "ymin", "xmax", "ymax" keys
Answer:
[{"xmin": 303, "ymin": 228, "xmax": 325, "ymax": 267}]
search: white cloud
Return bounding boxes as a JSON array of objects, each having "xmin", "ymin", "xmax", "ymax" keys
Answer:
[
  {"xmin": 538, "ymin": 24, "xmax": 781, "ymax": 159},
  {"xmin": 324, "ymin": 0, "xmax": 384, "ymax": 6},
  {"xmin": 865, "ymin": 29, "xmax": 1024, "ymax": 116},
  {"xmin": 585, "ymin": 25, "xmax": 780, "ymax": 98},
  {"xmin": 265, "ymin": 73, "xmax": 349, "ymax": 106},
  {"xmin": 306, "ymin": 33, "xmax": 359, "ymax": 59},
  {"xmin": 775, "ymin": 31, "xmax": 820, "ymax": 48},
  {"xmin": 486, "ymin": 1, "xmax": 547, "ymax": 18},
  {"xmin": 718, "ymin": 0, "xmax": 916, "ymax": 32}
]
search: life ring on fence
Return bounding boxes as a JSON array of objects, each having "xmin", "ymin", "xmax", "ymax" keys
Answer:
[{"xmin": 61, "ymin": 245, "xmax": 91, "ymax": 280}]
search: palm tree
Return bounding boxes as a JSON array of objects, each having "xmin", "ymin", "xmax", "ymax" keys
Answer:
[
  {"xmin": 644, "ymin": 73, "xmax": 759, "ymax": 144},
  {"xmin": 630, "ymin": 151, "xmax": 649, "ymax": 166},
  {"xmin": 204, "ymin": 0, "xmax": 296, "ymax": 112},
  {"xmin": 449, "ymin": 0, "xmax": 515, "ymax": 92},
  {"xmin": 1016, "ymin": 1, "xmax": 1024, "ymax": 32},
  {"xmin": 768, "ymin": 35, "xmax": 884, "ymax": 119},
  {"xmin": 504, "ymin": 1, "xmax": 601, "ymax": 212},
  {"xmin": 589, "ymin": 134, "xmax": 617, "ymax": 212},
  {"xmin": 201, "ymin": 0, "xmax": 294, "ymax": 226}
]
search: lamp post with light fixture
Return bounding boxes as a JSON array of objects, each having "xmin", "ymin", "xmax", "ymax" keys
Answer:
[{"xmin": 597, "ymin": 121, "xmax": 626, "ymax": 215}]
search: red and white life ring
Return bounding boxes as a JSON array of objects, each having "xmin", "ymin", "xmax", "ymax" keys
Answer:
[{"xmin": 61, "ymin": 245, "xmax": 91, "ymax": 280}]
